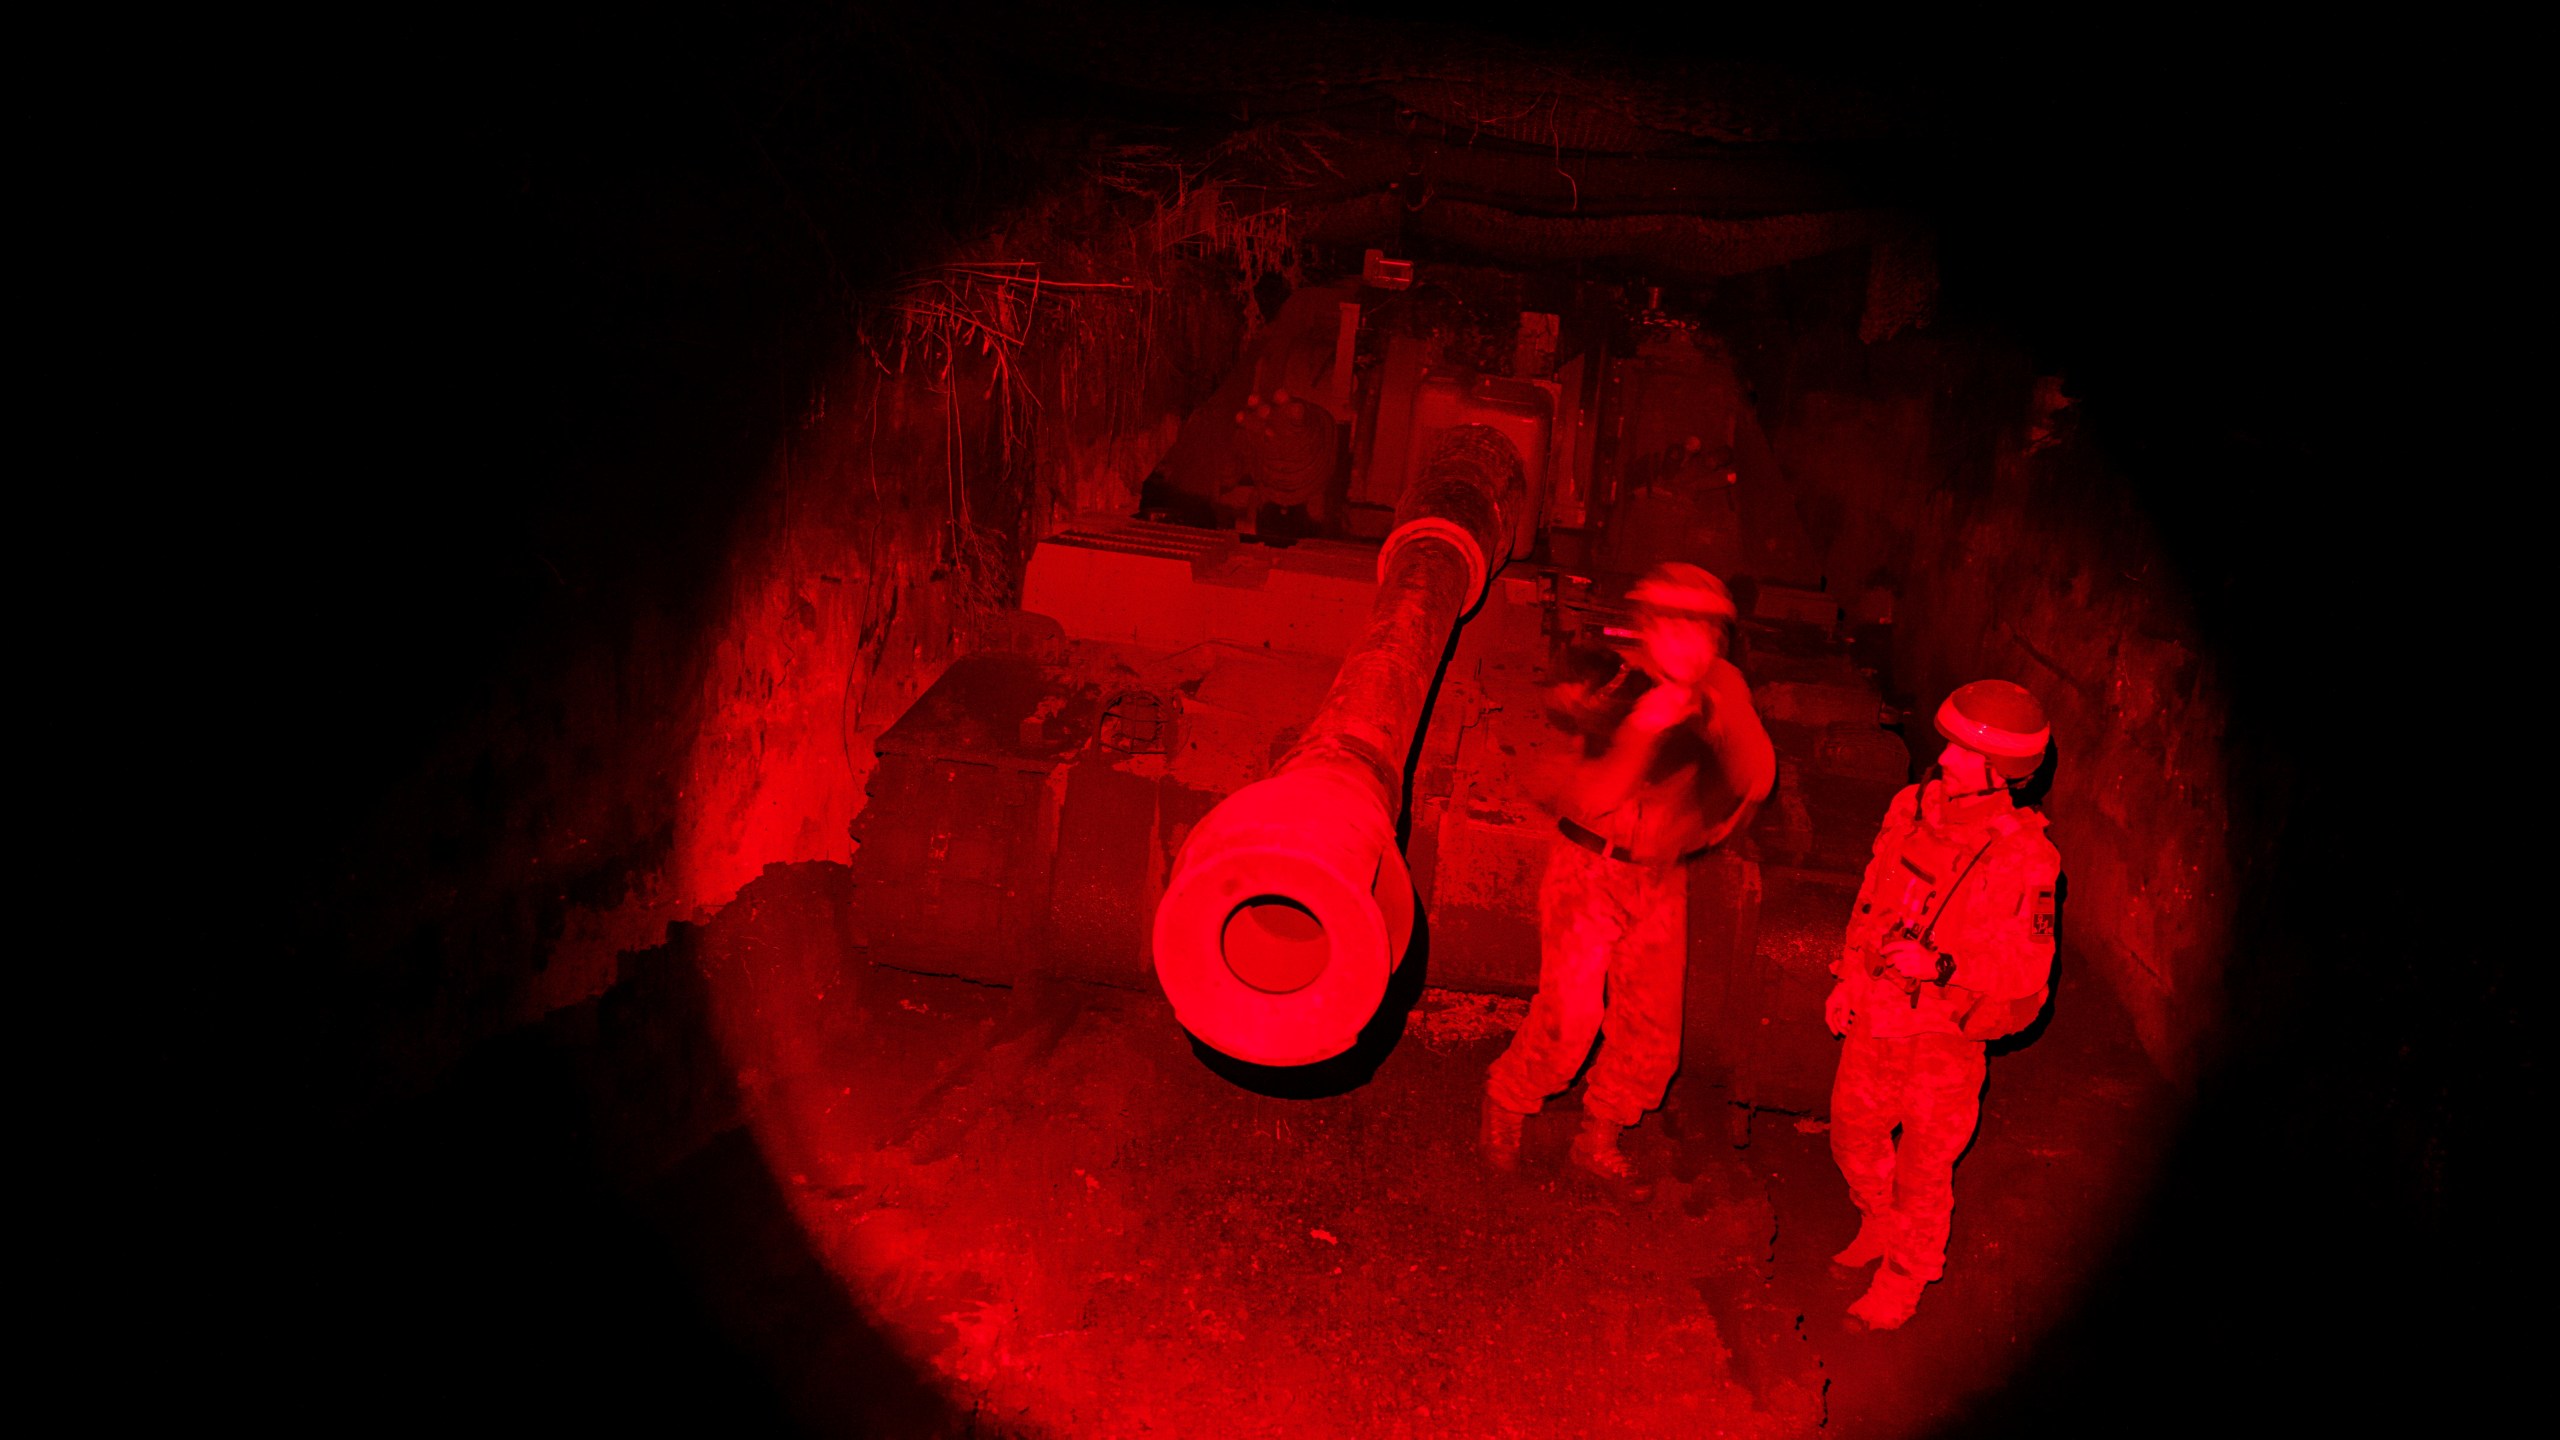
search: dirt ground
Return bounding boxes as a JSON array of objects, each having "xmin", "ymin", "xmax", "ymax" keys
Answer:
[
  {"xmin": 330, "ymin": 858, "xmax": 2173, "ymax": 1437},
  {"xmin": 582, "ymin": 862, "xmax": 2177, "ymax": 1438}
]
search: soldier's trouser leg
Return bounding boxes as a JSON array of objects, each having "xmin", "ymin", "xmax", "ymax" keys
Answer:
[
  {"xmin": 1487, "ymin": 843, "xmax": 1624, "ymax": 1116},
  {"xmin": 1581, "ymin": 861, "xmax": 1688, "ymax": 1127},
  {"xmin": 1829, "ymin": 1033, "xmax": 1903, "ymax": 1229},
  {"xmin": 1830, "ymin": 1032, "xmax": 1988, "ymax": 1283},
  {"xmin": 1884, "ymin": 1033, "xmax": 1986, "ymax": 1282}
]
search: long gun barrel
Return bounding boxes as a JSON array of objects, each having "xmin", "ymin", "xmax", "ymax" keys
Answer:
[{"xmin": 1151, "ymin": 425, "xmax": 1520, "ymax": 1065}]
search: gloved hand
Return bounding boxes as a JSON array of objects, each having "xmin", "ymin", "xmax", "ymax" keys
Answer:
[
  {"xmin": 1882, "ymin": 937, "xmax": 1941, "ymax": 981},
  {"xmin": 1824, "ymin": 980, "xmax": 1857, "ymax": 1037},
  {"xmin": 1629, "ymin": 682, "xmax": 1700, "ymax": 734}
]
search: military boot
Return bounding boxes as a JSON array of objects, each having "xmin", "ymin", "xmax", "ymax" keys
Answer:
[
  {"xmin": 1568, "ymin": 1115, "xmax": 1652, "ymax": 1200},
  {"xmin": 1847, "ymin": 1264, "xmax": 1928, "ymax": 1331},
  {"xmin": 1479, "ymin": 1095, "xmax": 1525, "ymax": 1173},
  {"xmin": 1830, "ymin": 1211, "xmax": 1893, "ymax": 1269}
]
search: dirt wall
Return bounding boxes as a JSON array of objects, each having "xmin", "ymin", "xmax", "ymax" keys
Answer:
[
  {"xmin": 1763, "ymin": 325, "xmax": 2231, "ymax": 1086},
  {"xmin": 329, "ymin": 255, "xmax": 1241, "ymax": 1102}
]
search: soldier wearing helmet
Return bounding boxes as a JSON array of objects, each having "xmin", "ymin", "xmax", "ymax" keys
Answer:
[
  {"xmin": 1481, "ymin": 563, "xmax": 1777, "ymax": 1193},
  {"xmin": 1825, "ymin": 678, "xmax": 2063, "ymax": 1330}
]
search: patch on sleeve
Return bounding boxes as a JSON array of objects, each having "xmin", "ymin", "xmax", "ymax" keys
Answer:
[{"xmin": 2031, "ymin": 886, "xmax": 2057, "ymax": 940}]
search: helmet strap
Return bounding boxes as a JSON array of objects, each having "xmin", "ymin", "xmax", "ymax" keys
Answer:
[{"xmin": 1929, "ymin": 763, "xmax": 2015, "ymax": 821}]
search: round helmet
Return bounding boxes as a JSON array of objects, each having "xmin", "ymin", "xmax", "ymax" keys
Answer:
[
  {"xmin": 1627, "ymin": 562, "xmax": 1736, "ymax": 622},
  {"xmin": 1934, "ymin": 679, "xmax": 2051, "ymax": 779}
]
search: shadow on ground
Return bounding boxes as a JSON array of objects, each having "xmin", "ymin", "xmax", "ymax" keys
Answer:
[{"xmin": 308, "ymin": 906, "xmax": 985, "ymax": 1437}]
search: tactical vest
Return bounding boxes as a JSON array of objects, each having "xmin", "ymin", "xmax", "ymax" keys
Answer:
[{"xmin": 1853, "ymin": 792, "xmax": 2050, "ymax": 1040}]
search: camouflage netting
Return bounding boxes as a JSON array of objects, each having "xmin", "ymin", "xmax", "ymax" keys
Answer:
[
  {"xmin": 976, "ymin": 6, "xmax": 1932, "ymax": 341},
  {"xmin": 988, "ymin": 6, "xmax": 1890, "ymax": 146},
  {"xmin": 1302, "ymin": 196, "xmax": 1938, "ymax": 344}
]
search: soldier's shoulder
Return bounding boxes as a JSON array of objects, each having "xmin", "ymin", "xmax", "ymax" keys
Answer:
[
  {"xmin": 1707, "ymin": 656, "xmax": 1757, "ymax": 705},
  {"xmin": 1997, "ymin": 813, "xmax": 2063, "ymax": 873},
  {"xmin": 1702, "ymin": 659, "xmax": 1773, "ymax": 749}
]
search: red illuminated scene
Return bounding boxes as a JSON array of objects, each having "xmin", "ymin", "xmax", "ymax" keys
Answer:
[{"xmin": 240, "ymin": 6, "xmax": 2503, "ymax": 1436}]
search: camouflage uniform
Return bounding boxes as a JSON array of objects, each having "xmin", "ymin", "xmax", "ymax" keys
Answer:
[
  {"xmin": 1830, "ymin": 779, "xmax": 2061, "ymax": 1283},
  {"xmin": 1488, "ymin": 655, "xmax": 1774, "ymax": 1124},
  {"xmin": 1488, "ymin": 840, "xmax": 1690, "ymax": 1125}
]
